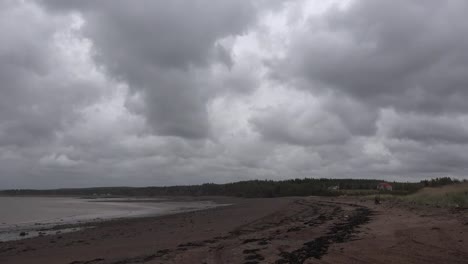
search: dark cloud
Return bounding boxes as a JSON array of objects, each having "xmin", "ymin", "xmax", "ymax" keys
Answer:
[
  {"xmin": 1, "ymin": 0, "xmax": 468, "ymax": 188},
  {"xmin": 272, "ymin": 0, "xmax": 468, "ymax": 113},
  {"xmin": 249, "ymin": 91, "xmax": 378, "ymax": 146},
  {"xmin": 261, "ymin": 0, "xmax": 468, "ymax": 180},
  {"xmin": 250, "ymin": 102, "xmax": 351, "ymax": 146},
  {"xmin": 384, "ymin": 139, "xmax": 468, "ymax": 175},
  {"xmin": 41, "ymin": 0, "xmax": 262, "ymax": 139},
  {"xmin": 380, "ymin": 110, "xmax": 468, "ymax": 144},
  {"xmin": 0, "ymin": 1, "xmax": 104, "ymax": 147}
]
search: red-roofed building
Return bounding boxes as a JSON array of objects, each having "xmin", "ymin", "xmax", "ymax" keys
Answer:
[{"xmin": 377, "ymin": 182, "xmax": 393, "ymax": 191}]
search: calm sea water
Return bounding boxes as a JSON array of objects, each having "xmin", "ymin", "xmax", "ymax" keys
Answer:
[{"xmin": 0, "ymin": 196, "xmax": 222, "ymax": 241}]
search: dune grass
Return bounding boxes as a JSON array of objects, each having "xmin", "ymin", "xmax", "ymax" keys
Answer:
[
  {"xmin": 338, "ymin": 189, "xmax": 380, "ymax": 196},
  {"xmin": 340, "ymin": 189, "xmax": 410, "ymax": 197},
  {"xmin": 361, "ymin": 183, "xmax": 468, "ymax": 208},
  {"xmin": 400, "ymin": 183, "xmax": 468, "ymax": 208}
]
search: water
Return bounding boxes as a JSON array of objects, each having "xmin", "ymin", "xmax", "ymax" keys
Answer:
[{"xmin": 0, "ymin": 196, "xmax": 223, "ymax": 241}]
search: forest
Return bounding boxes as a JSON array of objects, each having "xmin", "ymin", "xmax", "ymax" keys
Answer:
[{"xmin": 2, "ymin": 177, "xmax": 459, "ymax": 198}]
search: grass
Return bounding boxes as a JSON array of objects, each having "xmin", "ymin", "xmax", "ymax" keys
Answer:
[
  {"xmin": 400, "ymin": 183, "xmax": 468, "ymax": 208},
  {"xmin": 338, "ymin": 189, "xmax": 380, "ymax": 196},
  {"xmin": 339, "ymin": 189, "xmax": 410, "ymax": 196},
  {"xmin": 358, "ymin": 183, "xmax": 468, "ymax": 208}
]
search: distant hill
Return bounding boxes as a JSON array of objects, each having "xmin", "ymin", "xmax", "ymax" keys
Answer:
[{"xmin": 0, "ymin": 178, "xmax": 430, "ymax": 198}]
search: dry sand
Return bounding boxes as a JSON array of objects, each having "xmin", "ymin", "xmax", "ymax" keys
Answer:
[{"xmin": 0, "ymin": 196, "xmax": 467, "ymax": 264}]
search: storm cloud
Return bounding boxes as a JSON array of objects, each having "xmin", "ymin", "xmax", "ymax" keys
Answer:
[{"xmin": 0, "ymin": 0, "xmax": 468, "ymax": 188}]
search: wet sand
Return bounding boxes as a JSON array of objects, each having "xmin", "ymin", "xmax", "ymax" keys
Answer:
[
  {"xmin": 0, "ymin": 196, "xmax": 467, "ymax": 264},
  {"xmin": 0, "ymin": 197, "xmax": 223, "ymax": 242}
]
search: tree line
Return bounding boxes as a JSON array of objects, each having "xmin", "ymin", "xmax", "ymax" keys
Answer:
[{"xmin": 0, "ymin": 178, "xmax": 433, "ymax": 198}]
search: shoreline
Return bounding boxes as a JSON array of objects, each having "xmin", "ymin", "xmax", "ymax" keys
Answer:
[
  {"xmin": 0, "ymin": 196, "xmax": 231, "ymax": 243},
  {"xmin": 0, "ymin": 196, "xmax": 467, "ymax": 263}
]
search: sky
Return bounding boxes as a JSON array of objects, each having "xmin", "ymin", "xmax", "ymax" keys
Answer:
[{"xmin": 1, "ymin": 0, "xmax": 468, "ymax": 189}]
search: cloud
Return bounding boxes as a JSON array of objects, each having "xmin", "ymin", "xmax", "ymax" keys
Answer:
[
  {"xmin": 40, "ymin": 153, "xmax": 81, "ymax": 167},
  {"xmin": 1, "ymin": 0, "xmax": 468, "ymax": 188},
  {"xmin": 0, "ymin": 1, "xmax": 108, "ymax": 147},
  {"xmin": 271, "ymin": 0, "xmax": 468, "ymax": 113},
  {"xmin": 40, "ymin": 0, "xmax": 267, "ymax": 139},
  {"xmin": 379, "ymin": 109, "xmax": 468, "ymax": 144},
  {"xmin": 250, "ymin": 96, "xmax": 351, "ymax": 146}
]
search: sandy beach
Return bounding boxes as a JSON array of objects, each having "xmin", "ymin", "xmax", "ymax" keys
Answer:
[{"xmin": 0, "ymin": 196, "xmax": 467, "ymax": 264}]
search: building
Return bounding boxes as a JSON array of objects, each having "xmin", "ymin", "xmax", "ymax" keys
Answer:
[{"xmin": 377, "ymin": 182, "xmax": 393, "ymax": 191}]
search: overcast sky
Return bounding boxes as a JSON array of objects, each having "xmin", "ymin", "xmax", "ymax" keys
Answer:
[{"xmin": 1, "ymin": 0, "xmax": 468, "ymax": 188}]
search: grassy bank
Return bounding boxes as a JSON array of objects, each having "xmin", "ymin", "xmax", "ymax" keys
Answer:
[
  {"xmin": 369, "ymin": 183, "xmax": 468, "ymax": 208},
  {"xmin": 400, "ymin": 183, "xmax": 468, "ymax": 208}
]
